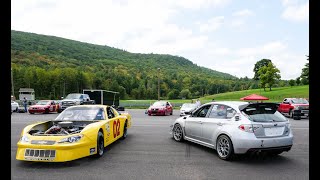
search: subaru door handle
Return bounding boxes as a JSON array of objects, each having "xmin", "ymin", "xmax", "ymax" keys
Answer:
[{"xmin": 217, "ymin": 122, "xmax": 222, "ymax": 126}]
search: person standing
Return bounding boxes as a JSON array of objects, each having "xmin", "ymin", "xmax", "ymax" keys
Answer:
[
  {"xmin": 23, "ymin": 97, "xmax": 28, "ymax": 112},
  {"xmin": 196, "ymin": 99, "xmax": 201, "ymax": 107}
]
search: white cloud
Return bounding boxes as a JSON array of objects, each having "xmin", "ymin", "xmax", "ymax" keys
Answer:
[
  {"xmin": 182, "ymin": 41, "xmax": 304, "ymax": 80},
  {"xmin": 172, "ymin": 0, "xmax": 231, "ymax": 9},
  {"xmin": 236, "ymin": 41, "xmax": 287, "ymax": 56},
  {"xmin": 199, "ymin": 16, "xmax": 225, "ymax": 32},
  {"xmin": 232, "ymin": 9, "xmax": 254, "ymax": 17},
  {"xmin": 11, "ymin": 0, "xmax": 307, "ymax": 81},
  {"xmin": 123, "ymin": 24, "xmax": 209, "ymax": 54},
  {"xmin": 281, "ymin": 0, "xmax": 309, "ymax": 22}
]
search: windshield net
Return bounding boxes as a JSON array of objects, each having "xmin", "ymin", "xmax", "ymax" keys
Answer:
[{"xmin": 55, "ymin": 106, "xmax": 105, "ymax": 121}]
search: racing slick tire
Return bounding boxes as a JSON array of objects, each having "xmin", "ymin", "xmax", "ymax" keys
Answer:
[
  {"xmin": 95, "ymin": 131, "xmax": 104, "ymax": 158},
  {"xmin": 121, "ymin": 121, "xmax": 128, "ymax": 140}
]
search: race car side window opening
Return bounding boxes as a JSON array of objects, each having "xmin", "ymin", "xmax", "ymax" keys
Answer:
[{"xmin": 107, "ymin": 107, "xmax": 115, "ymax": 119}]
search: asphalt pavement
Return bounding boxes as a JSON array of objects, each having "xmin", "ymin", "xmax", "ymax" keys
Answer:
[{"xmin": 11, "ymin": 109, "xmax": 309, "ymax": 180}]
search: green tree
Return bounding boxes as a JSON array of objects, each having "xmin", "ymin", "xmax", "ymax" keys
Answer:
[
  {"xmin": 179, "ymin": 89, "xmax": 191, "ymax": 99},
  {"xmin": 258, "ymin": 62, "xmax": 281, "ymax": 91},
  {"xmin": 296, "ymin": 77, "xmax": 301, "ymax": 86},
  {"xmin": 300, "ymin": 55, "xmax": 309, "ymax": 84},
  {"xmin": 167, "ymin": 89, "xmax": 180, "ymax": 99},
  {"xmin": 253, "ymin": 59, "xmax": 272, "ymax": 80},
  {"xmin": 289, "ymin": 79, "xmax": 295, "ymax": 87}
]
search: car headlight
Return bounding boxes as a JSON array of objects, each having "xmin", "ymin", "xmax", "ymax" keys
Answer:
[
  {"xmin": 20, "ymin": 135, "xmax": 30, "ymax": 143},
  {"xmin": 58, "ymin": 134, "xmax": 83, "ymax": 143},
  {"xmin": 286, "ymin": 123, "xmax": 291, "ymax": 129}
]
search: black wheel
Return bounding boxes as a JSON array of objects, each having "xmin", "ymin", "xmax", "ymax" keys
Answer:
[
  {"xmin": 29, "ymin": 112, "xmax": 34, "ymax": 114},
  {"xmin": 216, "ymin": 135, "xmax": 234, "ymax": 161},
  {"xmin": 293, "ymin": 116, "xmax": 301, "ymax": 120},
  {"xmin": 95, "ymin": 131, "xmax": 104, "ymax": 157},
  {"xmin": 172, "ymin": 124, "xmax": 184, "ymax": 142},
  {"xmin": 44, "ymin": 109, "xmax": 49, "ymax": 114},
  {"xmin": 58, "ymin": 108, "xmax": 62, "ymax": 113},
  {"xmin": 15, "ymin": 107, "xmax": 18, "ymax": 112},
  {"xmin": 121, "ymin": 121, "xmax": 128, "ymax": 140},
  {"xmin": 170, "ymin": 111, "xmax": 173, "ymax": 115},
  {"xmin": 289, "ymin": 110, "xmax": 293, "ymax": 118}
]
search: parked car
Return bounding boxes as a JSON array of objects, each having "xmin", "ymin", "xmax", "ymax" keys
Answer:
[
  {"xmin": 16, "ymin": 105, "xmax": 131, "ymax": 162},
  {"xmin": 147, "ymin": 101, "xmax": 173, "ymax": 116},
  {"xmin": 277, "ymin": 98, "xmax": 309, "ymax": 120},
  {"xmin": 60, "ymin": 93, "xmax": 95, "ymax": 112},
  {"xmin": 170, "ymin": 101, "xmax": 293, "ymax": 160},
  {"xmin": 11, "ymin": 100, "xmax": 19, "ymax": 112},
  {"xmin": 28, "ymin": 100, "xmax": 60, "ymax": 114},
  {"xmin": 179, "ymin": 103, "xmax": 198, "ymax": 116}
]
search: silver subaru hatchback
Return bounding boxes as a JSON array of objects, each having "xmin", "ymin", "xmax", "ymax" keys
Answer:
[{"xmin": 170, "ymin": 101, "xmax": 293, "ymax": 160}]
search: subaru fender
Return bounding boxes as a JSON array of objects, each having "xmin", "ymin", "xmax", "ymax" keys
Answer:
[{"xmin": 213, "ymin": 130, "xmax": 234, "ymax": 150}]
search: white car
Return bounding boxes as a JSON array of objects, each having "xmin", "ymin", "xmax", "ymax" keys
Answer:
[
  {"xmin": 11, "ymin": 100, "xmax": 19, "ymax": 112},
  {"xmin": 171, "ymin": 101, "xmax": 293, "ymax": 160},
  {"xmin": 180, "ymin": 103, "xmax": 198, "ymax": 116}
]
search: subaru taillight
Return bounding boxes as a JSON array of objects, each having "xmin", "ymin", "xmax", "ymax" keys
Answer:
[{"xmin": 238, "ymin": 124, "xmax": 260, "ymax": 133}]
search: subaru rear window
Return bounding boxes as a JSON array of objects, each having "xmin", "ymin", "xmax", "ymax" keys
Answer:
[{"xmin": 240, "ymin": 103, "xmax": 287, "ymax": 122}]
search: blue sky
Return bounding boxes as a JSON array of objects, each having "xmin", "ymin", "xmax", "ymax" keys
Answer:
[{"xmin": 11, "ymin": 0, "xmax": 309, "ymax": 80}]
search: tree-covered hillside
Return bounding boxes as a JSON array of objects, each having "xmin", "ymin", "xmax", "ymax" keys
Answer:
[{"xmin": 11, "ymin": 30, "xmax": 258, "ymax": 100}]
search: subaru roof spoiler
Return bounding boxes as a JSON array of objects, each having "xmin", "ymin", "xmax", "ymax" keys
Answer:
[{"xmin": 239, "ymin": 102, "xmax": 280, "ymax": 111}]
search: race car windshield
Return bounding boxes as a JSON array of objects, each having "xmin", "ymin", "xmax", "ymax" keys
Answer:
[
  {"xmin": 291, "ymin": 98, "xmax": 308, "ymax": 104},
  {"xmin": 55, "ymin": 106, "xmax": 105, "ymax": 121},
  {"xmin": 65, "ymin": 94, "xmax": 81, "ymax": 99},
  {"xmin": 36, "ymin": 100, "xmax": 50, "ymax": 105},
  {"xmin": 153, "ymin": 101, "xmax": 166, "ymax": 106}
]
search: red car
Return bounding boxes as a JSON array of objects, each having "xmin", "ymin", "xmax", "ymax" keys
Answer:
[
  {"xmin": 277, "ymin": 98, "xmax": 309, "ymax": 119},
  {"xmin": 147, "ymin": 101, "xmax": 173, "ymax": 116},
  {"xmin": 28, "ymin": 100, "xmax": 60, "ymax": 114}
]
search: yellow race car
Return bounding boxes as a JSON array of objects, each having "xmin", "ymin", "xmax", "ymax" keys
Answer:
[{"xmin": 16, "ymin": 105, "xmax": 131, "ymax": 162}]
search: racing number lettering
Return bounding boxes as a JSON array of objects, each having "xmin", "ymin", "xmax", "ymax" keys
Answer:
[{"xmin": 113, "ymin": 120, "xmax": 121, "ymax": 138}]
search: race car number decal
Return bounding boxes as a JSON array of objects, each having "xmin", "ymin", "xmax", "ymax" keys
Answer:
[{"xmin": 113, "ymin": 119, "xmax": 121, "ymax": 138}]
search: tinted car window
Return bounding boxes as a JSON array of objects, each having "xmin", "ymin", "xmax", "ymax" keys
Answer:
[
  {"xmin": 193, "ymin": 105, "xmax": 211, "ymax": 118},
  {"xmin": 241, "ymin": 103, "xmax": 286, "ymax": 122},
  {"xmin": 208, "ymin": 105, "xmax": 224, "ymax": 119}
]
